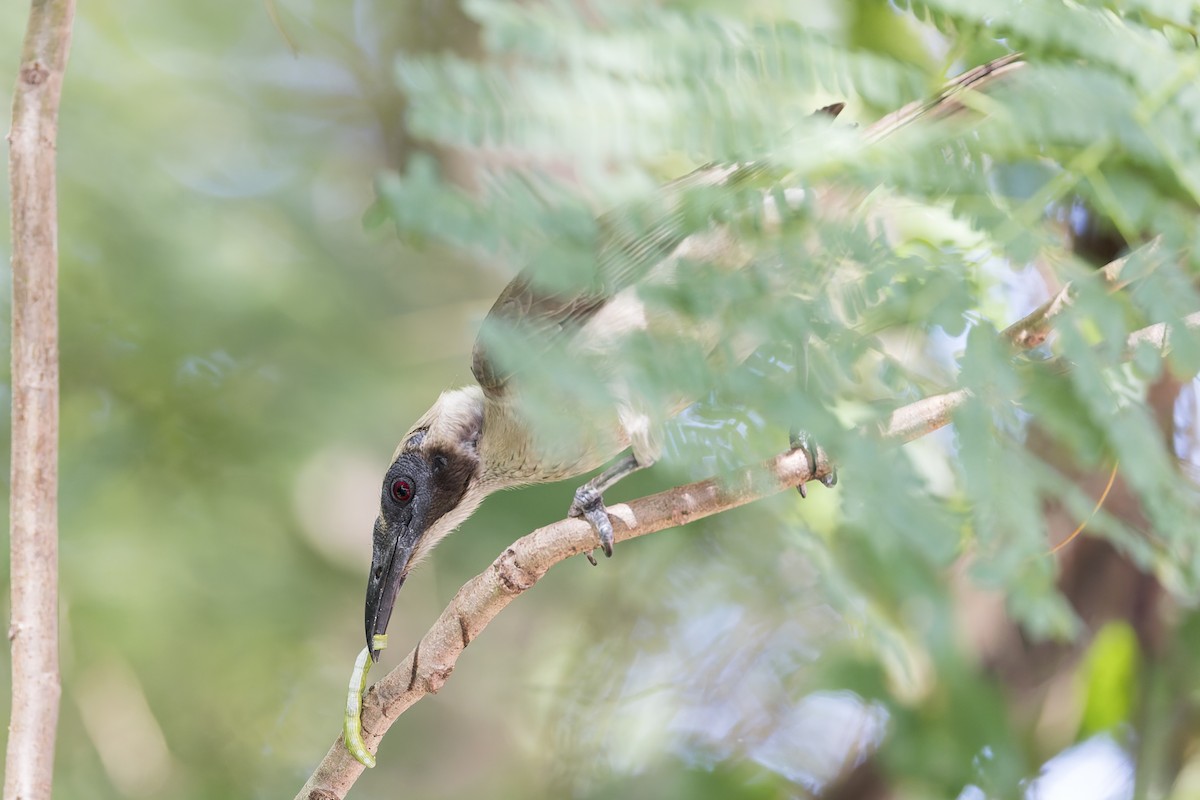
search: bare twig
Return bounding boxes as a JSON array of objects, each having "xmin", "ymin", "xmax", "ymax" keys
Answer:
[
  {"xmin": 864, "ymin": 52, "xmax": 1025, "ymax": 143},
  {"xmin": 1126, "ymin": 310, "xmax": 1200, "ymax": 352},
  {"xmin": 5, "ymin": 2, "xmax": 75, "ymax": 799},
  {"xmin": 295, "ymin": 432, "xmax": 839, "ymax": 799},
  {"xmin": 1002, "ymin": 238, "xmax": 1164, "ymax": 349}
]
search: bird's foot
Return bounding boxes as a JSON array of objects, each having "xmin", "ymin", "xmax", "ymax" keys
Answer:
[
  {"xmin": 570, "ymin": 484, "xmax": 614, "ymax": 565},
  {"xmin": 789, "ymin": 429, "xmax": 838, "ymax": 498}
]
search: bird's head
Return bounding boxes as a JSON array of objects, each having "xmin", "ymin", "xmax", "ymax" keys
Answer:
[{"xmin": 365, "ymin": 387, "xmax": 486, "ymax": 660}]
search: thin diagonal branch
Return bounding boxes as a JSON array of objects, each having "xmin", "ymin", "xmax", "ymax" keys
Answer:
[
  {"xmin": 1002, "ymin": 237, "xmax": 1164, "ymax": 349},
  {"xmin": 297, "ymin": 298, "xmax": 1200, "ymax": 800},
  {"xmin": 6, "ymin": 2, "xmax": 76, "ymax": 799},
  {"xmin": 864, "ymin": 52, "xmax": 1025, "ymax": 143}
]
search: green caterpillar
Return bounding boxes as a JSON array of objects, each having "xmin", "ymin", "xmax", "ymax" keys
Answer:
[{"xmin": 344, "ymin": 634, "xmax": 388, "ymax": 767}]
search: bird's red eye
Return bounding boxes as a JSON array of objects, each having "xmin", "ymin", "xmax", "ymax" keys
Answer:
[{"xmin": 391, "ymin": 479, "xmax": 413, "ymax": 504}]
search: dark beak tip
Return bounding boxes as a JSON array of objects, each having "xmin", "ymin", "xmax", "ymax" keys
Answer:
[{"xmin": 365, "ymin": 539, "xmax": 411, "ymax": 663}]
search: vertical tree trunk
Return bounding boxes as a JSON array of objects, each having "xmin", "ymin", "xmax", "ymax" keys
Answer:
[{"xmin": 5, "ymin": 2, "xmax": 76, "ymax": 798}]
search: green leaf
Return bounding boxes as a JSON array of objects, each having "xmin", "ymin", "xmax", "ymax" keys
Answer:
[{"xmin": 1078, "ymin": 623, "xmax": 1141, "ymax": 737}]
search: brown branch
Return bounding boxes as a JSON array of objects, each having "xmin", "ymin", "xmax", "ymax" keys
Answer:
[
  {"xmin": 1002, "ymin": 237, "xmax": 1164, "ymax": 349},
  {"xmin": 5, "ymin": 2, "xmax": 75, "ymax": 799},
  {"xmin": 864, "ymin": 52, "xmax": 1025, "ymax": 143},
  {"xmin": 295, "ymin": 443, "xmax": 840, "ymax": 798}
]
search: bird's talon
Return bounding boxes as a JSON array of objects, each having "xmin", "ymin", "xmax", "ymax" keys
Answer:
[
  {"xmin": 571, "ymin": 485, "xmax": 615, "ymax": 557},
  {"xmin": 569, "ymin": 485, "xmax": 597, "ymax": 520},
  {"xmin": 789, "ymin": 429, "xmax": 836, "ymax": 494},
  {"xmin": 585, "ymin": 506, "xmax": 614, "ymax": 557},
  {"xmin": 585, "ymin": 551, "xmax": 598, "ymax": 566}
]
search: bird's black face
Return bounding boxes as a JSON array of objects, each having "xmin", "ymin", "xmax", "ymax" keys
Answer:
[
  {"xmin": 364, "ymin": 433, "xmax": 480, "ymax": 661},
  {"xmin": 365, "ymin": 451, "xmax": 433, "ymax": 661}
]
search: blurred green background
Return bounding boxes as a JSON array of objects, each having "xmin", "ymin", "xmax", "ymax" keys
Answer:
[{"xmin": 5, "ymin": 1, "xmax": 1200, "ymax": 799}]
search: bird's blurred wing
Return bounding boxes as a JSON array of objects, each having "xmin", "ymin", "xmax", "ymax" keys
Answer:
[
  {"xmin": 471, "ymin": 162, "xmax": 759, "ymax": 395},
  {"xmin": 471, "ymin": 53, "xmax": 1025, "ymax": 395}
]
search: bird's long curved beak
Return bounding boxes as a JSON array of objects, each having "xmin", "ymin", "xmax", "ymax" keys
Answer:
[{"xmin": 364, "ymin": 526, "xmax": 413, "ymax": 662}]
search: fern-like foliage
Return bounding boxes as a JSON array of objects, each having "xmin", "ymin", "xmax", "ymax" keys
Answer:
[{"xmin": 377, "ymin": 1, "xmax": 1200, "ymax": 794}]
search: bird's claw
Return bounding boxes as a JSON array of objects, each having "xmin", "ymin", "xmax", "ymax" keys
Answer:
[
  {"xmin": 570, "ymin": 485, "xmax": 614, "ymax": 561},
  {"xmin": 789, "ymin": 429, "xmax": 838, "ymax": 496}
]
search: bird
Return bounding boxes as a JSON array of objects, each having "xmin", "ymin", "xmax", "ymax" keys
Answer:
[{"xmin": 363, "ymin": 54, "xmax": 1026, "ymax": 660}]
